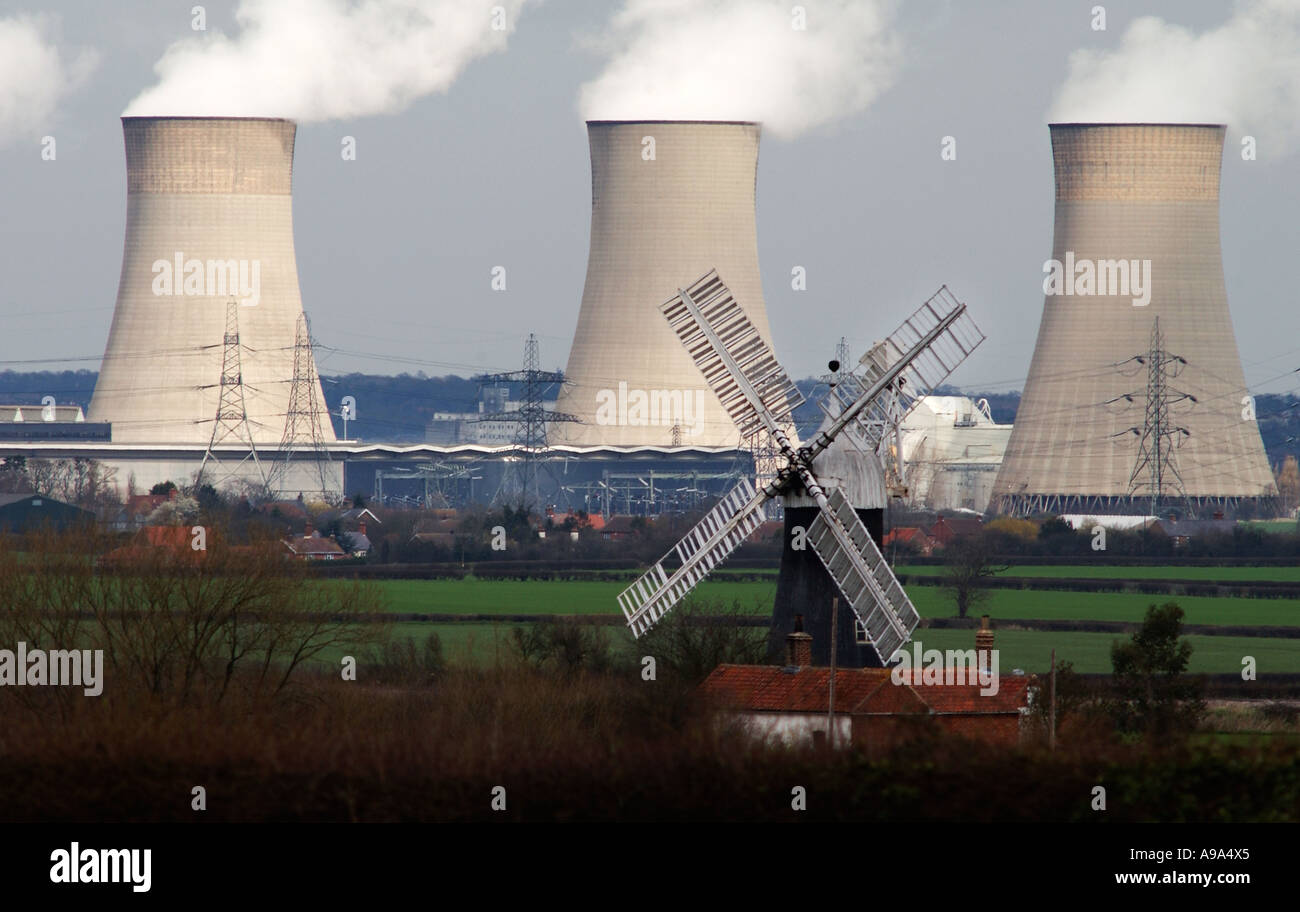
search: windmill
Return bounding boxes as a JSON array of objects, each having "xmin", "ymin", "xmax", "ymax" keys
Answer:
[{"xmin": 617, "ymin": 271, "xmax": 984, "ymax": 664}]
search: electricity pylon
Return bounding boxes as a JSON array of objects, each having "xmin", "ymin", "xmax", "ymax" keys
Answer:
[
  {"xmin": 197, "ymin": 299, "xmax": 267, "ymax": 491},
  {"xmin": 1127, "ymin": 317, "xmax": 1193, "ymax": 517},
  {"xmin": 475, "ymin": 333, "xmax": 579, "ymax": 509},
  {"xmin": 273, "ymin": 313, "xmax": 334, "ymax": 500}
]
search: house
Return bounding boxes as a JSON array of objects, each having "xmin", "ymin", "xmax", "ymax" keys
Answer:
[
  {"xmin": 600, "ymin": 514, "xmax": 643, "ymax": 541},
  {"xmin": 327, "ymin": 507, "xmax": 380, "ymax": 557},
  {"xmin": 747, "ymin": 519, "xmax": 784, "ymax": 544},
  {"xmin": 99, "ymin": 524, "xmax": 202, "ymax": 568},
  {"xmin": 282, "ymin": 521, "xmax": 346, "ymax": 560},
  {"xmin": 336, "ymin": 507, "xmax": 382, "ymax": 528},
  {"xmin": 1151, "ymin": 517, "xmax": 1237, "ymax": 548},
  {"xmin": 112, "ymin": 491, "xmax": 174, "ymax": 531},
  {"xmin": 0, "ymin": 493, "xmax": 94, "ymax": 533},
  {"xmin": 257, "ymin": 499, "xmax": 310, "ymax": 525},
  {"xmin": 699, "ymin": 621, "xmax": 1034, "ymax": 751},
  {"xmin": 853, "ymin": 666, "xmax": 1034, "ymax": 750},
  {"xmin": 410, "ymin": 508, "xmax": 462, "ymax": 547},
  {"xmin": 338, "ymin": 520, "xmax": 372, "ymax": 558},
  {"xmin": 928, "ymin": 515, "xmax": 983, "ymax": 546},
  {"xmin": 544, "ymin": 509, "xmax": 604, "ymax": 540},
  {"xmin": 883, "ymin": 526, "xmax": 935, "ymax": 556}
]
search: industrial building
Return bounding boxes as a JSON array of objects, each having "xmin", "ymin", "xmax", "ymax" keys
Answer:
[
  {"xmin": 553, "ymin": 121, "xmax": 782, "ymax": 448},
  {"xmin": 991, "ymin": 124, "xmax": 1277, "ymax": 518},
  {"xmin": 899, "ymin": 396, "xmax": 1012, "ymax": 513},
  {"xmin": 425, "ymin": 387, "xmax": 559, "ymax": 447},
  {"xmin": 0, "ymin": 115, "xmax": 768, "ymax": 508}
]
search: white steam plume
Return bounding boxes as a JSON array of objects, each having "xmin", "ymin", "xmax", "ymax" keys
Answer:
[
  {"xmin": 1050, "ymin": 0, "xmax": 1300, "ymax": 153},
  {"xmin": 125, "ymin": 0, "xmax": 534, "ymax": 121},
  {"xmin": 579, "ymin": 0, "xmax": 901, "ymax": 139},
  {"xmin": 0, "ymin": 14, "xmax": 97, "ymax": 148}
]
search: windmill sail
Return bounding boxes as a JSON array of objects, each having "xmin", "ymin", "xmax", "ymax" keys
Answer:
[
  {"xmin": 661, "ymin": 270, "xmax": 803, "ymax": 440},
  {"xmin": 805, "ymin": 487, "xmax": 920, "ymax": 663},
  {"xmin": 619, "ymin": 268, "xmax": 979, "ymax": 653},
  {"xmin": 819, "ymin": 286, "xmax": 984, "ymax": 454},
  {"xmin": 618, "ymin": 480, "xmax": 770, "ymax": 637}
]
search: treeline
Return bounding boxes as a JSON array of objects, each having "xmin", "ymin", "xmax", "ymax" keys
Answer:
[{"xmin": 0, "ymin": 370, "xmax": 98, "ymax": 408}]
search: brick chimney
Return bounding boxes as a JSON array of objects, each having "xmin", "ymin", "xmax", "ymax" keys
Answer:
[
  {"xmin": 976, "ymin": 614, "xmax": 994, "ymax": 670},
  {"xmin": 785, "ymin": 614, "xmax": 813, "ymax": 668},
  {"xmin": 359, "ymin": 519, "xmax": 366, "ymax": 537},
  {"xmin": 304, "ymin": 519, "xmax": 313, "ymax": 538}
]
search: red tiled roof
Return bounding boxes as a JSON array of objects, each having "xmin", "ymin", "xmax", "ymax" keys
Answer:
[
  {"xmin": 928, "ymin": 516, "xmax": 983, "ymax": 544},
  {"xmin": 699, "ymin": 664, "xmax": 1034, "ymax": 716},
  {"xmin": 866, "ymin": 670, "xmax": 1033, "ymax": 714},
  {"xmin": 699, "ymin": 664, "xmax": 892, "ymax": 713},
  {"xmin": 601, "ymin": 515, "xmax": 642, "ymax": 535},
  {"xmin": 548, "ymin": 511, "xmax": 603, "ymax": 531},
  {"xmin": 283, "ymin": 536, "xmax": 345, "ymax": 556}
]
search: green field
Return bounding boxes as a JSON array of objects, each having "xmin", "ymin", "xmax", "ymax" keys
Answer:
[
  {"xmin": 910, "ymin": 628, "xmax": 1300, "ymax": 674},
  {"xmin": 358, "ymin": 577, "xmax": 775, "ymax": 616},
  {"xmin": 316, "ymin": 620, "xmax": 1300, "ymax": 675},
  {"xmin": 908, "ymin": 586, "xmax": 1300, "ymax": 626},
  {"xmin": 302, "ymin": 576, "xmax": 1300, "ymax": 676},
  {"xmin": 897, "ymin": 564, "xmax": 1300, "ymax": 582},
  {"xmin": 343, "ymin": 577, "xmax": 1300, "ymax": 627}
]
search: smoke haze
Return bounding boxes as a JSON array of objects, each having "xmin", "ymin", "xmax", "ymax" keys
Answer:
[
  {"xmin": 1050, "ymin": 0, "xmax": 1300, "ymax": 154},
  {"xmin": 0, "ymin": 14, "xmax": 96, "ymax": 147},
  {"xmin": 125, "ymin": 0, "xmax": 533, "ymax": 121},
  {"xmin": 578, "ymin": 0, "xmax": 901, "ymax": 138}
]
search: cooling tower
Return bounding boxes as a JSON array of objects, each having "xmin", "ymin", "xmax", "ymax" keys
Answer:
[
  {"xmin": 991, "ymin": 124, "xmax": 1276, "ymax": 517},
  {"xmin": 88, "ymin": 117, "xmax": 333, "ymax": 446},
  {"xmin": 552, "ymin": 121, "xmax": 779, "ymax": 447}
]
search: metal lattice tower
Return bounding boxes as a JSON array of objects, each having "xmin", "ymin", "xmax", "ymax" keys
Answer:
[
  {"xmin": 475, "ymin": 333, "xmax": 579, "ymax": 509},
  {"xmin": 1127, "ymin": 317, "xmax": 1191, "ymax": 517},
  {"xmin": 197, "ymin": 299, "xmax": 267, "ymax": 490},
  {"xmin": 274, "ymin": 313, "xmax": 333, "ymax": 499},
  {"xmin": 833, "ymin": 337, "xmax": 851, "ymax": 381}
]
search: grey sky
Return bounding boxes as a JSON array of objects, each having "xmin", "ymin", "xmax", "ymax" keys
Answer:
[{"xmin": 2, "ymin": 0, "xmax": 1298, "ymax": 401}]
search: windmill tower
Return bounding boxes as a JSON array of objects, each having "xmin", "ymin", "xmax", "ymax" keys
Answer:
[
  {"xmin": 618, "ymin": 271, "xmax": 984, "ymax": 666},
  {"xmin": 991, "ymin": 123, "xmax": 1276, "ymax": 517}
]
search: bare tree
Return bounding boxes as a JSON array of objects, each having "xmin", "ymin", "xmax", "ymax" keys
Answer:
[{"xmin": 943, "ymin": 533, "xmax": 1007, "ymax": 618}]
